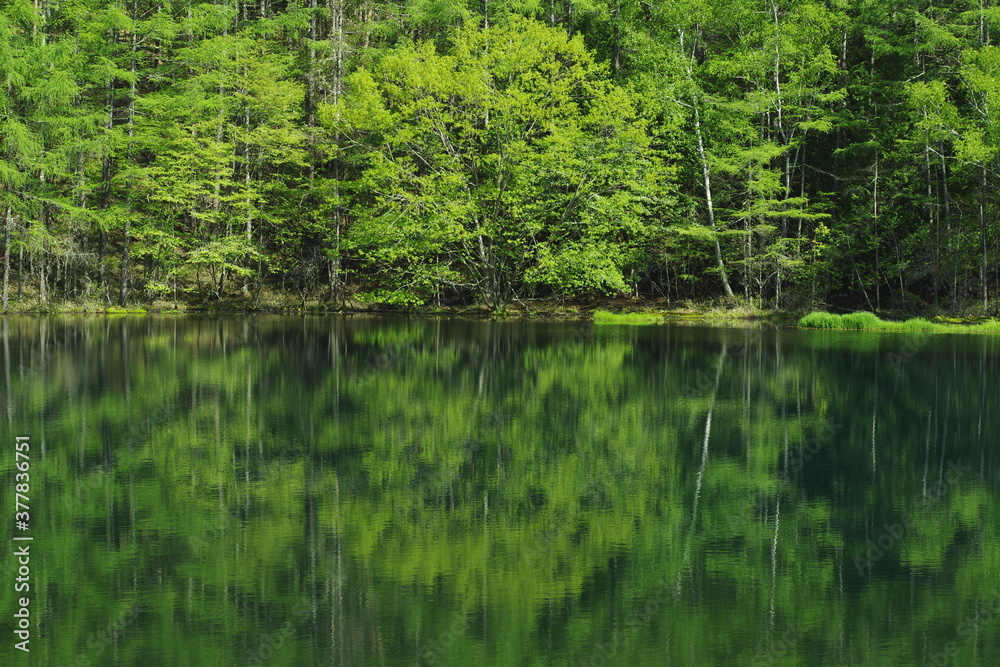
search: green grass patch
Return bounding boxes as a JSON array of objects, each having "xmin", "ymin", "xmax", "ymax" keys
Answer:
[
  {"xmin": 798, "ymin": 311, "xmax": 1000, "ymax": 333},
  {"xmin": 965, "ymin": 320, "xmax": 1000, "ymax": 332},
  {"xmin": 592, "ymin": 309, "xmax": 663, "ymax": 325},
  {"xmin": 105, "ymin": 306, "xmax": 147, "ymax": 315}
]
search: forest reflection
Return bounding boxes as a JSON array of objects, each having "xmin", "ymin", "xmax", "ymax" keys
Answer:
[{"xmin": 1, "ymin": 316, "xmax": 999, "ymax": 666}]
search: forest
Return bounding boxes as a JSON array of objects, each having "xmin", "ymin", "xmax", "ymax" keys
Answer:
[{"xmin": 3, "ymin": 0, "xmax": 1000, "ymax": 313}]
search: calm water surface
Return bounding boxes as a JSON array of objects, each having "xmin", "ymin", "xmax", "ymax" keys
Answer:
[{"xmin": 2, "ymin": 316, "xmax": 999, "ymax": 666}]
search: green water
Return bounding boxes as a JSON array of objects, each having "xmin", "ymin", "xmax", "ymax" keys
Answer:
[{"xmin": 2, "ymin": 316, "xmax": 999, "ymax": 666}]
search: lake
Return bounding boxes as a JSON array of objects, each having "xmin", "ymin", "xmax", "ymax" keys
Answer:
[{"xmin": 2, "ymin": 315, "xmax": 999, "ymax": 666}]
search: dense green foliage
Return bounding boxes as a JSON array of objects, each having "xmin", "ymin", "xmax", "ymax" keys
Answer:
[
  {"xmin": 3, "ymin": 317, "xmax": 1000, "ymax": 664},
  {"xmin": 6, "ymin": 0, "xmax": 1000, "ymax": 312}
]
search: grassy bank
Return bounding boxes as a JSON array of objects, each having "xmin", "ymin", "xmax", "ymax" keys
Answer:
[
  {"xmin": 592, "ymin": 309, "xmax": 664, "ymax": 324},
  {"xmin": 1, "ymin": 293, "xmax": 783, "ymax": 321},
  {"xmin": 798, "ymin": 311, "xmax": 1000, "ymax": 333}
]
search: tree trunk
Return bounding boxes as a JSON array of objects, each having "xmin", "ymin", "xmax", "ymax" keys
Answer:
[
  {"xmin": 39, "ymin": 252, "xmax": 46, "ymax": 304},
  {"xmin": 925, "ymin": 143, "xmax": 939, "ymax": 306},
  {"xmin": 873, "ymin": 154, "xmax": 880, "ymax": 310},
  {"xmin": 939, "ymin": 146, "xmax": 955, "ymax": 309},
  {"xmin": 692, "ymin": 92, "xmax": 734, "ymax": 299},
  {"xmin": 103, "ymin": 35, "xmax": 116, "ymax": 300},
  {"xmin": 980, "ymin": 165, "xmax": 988, "ymax": 311},
  {"xmin": 120, "ymin": 220, "xmax": 130, "ymax": 306},
  {"xmin": 120, "ymin": 6, "xmax": 139, "ymax": 307},
  {"xmin": 680, "ymin": 27, "xmax": 734, "ymax": 300},
  {"xmin": 2, "ymin": 205, "xmax": 11, "ymax": 311},
  {"xmin": 328, "ymin": 0, "xmax": 346, "ymax": 303}
]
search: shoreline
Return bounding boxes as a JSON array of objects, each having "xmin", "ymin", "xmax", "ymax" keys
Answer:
[
  {"xmin": 0, "ymin": 297, "xmax": 791, "ymax": 323},
  {"xmin": 3, "ymin": 300, "xmax": 997, "ymax": 332}
]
